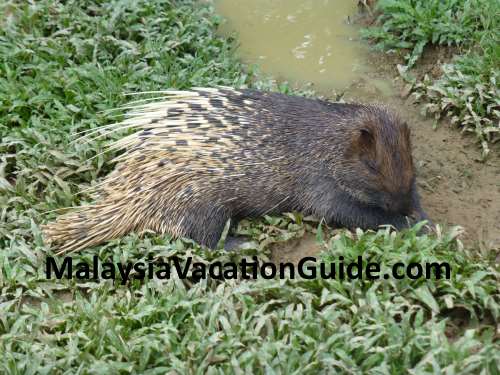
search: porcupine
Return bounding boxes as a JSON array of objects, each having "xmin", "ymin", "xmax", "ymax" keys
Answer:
[{"xmin": 43, "ymin": 87, "xmax": 430, "ymax": 253}]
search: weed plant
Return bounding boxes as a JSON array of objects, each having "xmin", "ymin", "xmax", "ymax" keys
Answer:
[{"xmin": 361, "ymin": 0, "xmax": 499, "ymax": 155}]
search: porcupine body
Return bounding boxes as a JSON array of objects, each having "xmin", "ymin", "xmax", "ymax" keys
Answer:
[{"xmin": 43, "ymin": 87, "xmax": 429, "ymax": 253}]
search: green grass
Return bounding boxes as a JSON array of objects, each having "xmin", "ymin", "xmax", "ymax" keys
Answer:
[
  {"xmin": 360, "ymin": 0, "xmax": 499, "ymax": 156},
  {"xmin": 1, "ymin": 0, "xmax": 499, "ymax": 373}
]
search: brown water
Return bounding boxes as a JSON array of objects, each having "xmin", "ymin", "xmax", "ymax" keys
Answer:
[{"xmin": 215, "ymin": 0, "xmax": 368, "ymax": 93}]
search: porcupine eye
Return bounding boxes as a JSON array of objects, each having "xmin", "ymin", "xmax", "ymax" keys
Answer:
[{"xmin": 363, "ymin": 159, "xmax": 378, "ymax": 175}]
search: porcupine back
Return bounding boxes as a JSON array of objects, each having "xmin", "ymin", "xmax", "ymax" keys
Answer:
[{"xmin": 43, "ymin": 87, "xmax": 425, "ymax": 253}]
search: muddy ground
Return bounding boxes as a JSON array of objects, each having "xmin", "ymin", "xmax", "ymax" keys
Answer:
[{"xmin": 271, "ymin": 49, "xmax": 500, "ymax": 264}]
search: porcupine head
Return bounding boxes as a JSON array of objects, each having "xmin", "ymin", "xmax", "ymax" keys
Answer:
[{"xmin": 42, "ymin": 88, "xmax": 429, "ymax": 254}]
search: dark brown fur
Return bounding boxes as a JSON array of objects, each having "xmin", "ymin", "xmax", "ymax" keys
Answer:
[{"xmin": 43, "ymin": 87, "xmax": 429, "ymax": 252}]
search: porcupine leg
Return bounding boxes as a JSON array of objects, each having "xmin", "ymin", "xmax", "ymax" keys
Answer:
[
  {"xmin": 178, "ymin": 204, "xmax": 232, "ymax": 249},
  {"xmin": 195, "ymin": 217, "xmax": 253, "ymax": 251},
  {"xmin": 326, "ymin": 191, "xmax": 416, "ymax": 231},
  {"xmin": 335, "ymin": 202, "xmax": 409, "ymax": 230}
]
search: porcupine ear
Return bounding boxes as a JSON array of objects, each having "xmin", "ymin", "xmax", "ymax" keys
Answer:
[
  {"xmin": 358, "ymin": 128, "xmax": 374, "ymax": 149},
  {"xmin": 351, "ymin": 126, "xmax": 376, "ymax": 156},
  {"xmin": 345, "ymin": 125, "xmax": 376, "ymax": 159}
]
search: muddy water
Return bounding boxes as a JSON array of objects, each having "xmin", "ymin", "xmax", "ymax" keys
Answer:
[
  {"xmin": 214, "ymin": 0, "xmax": 368, "ymax": 93},
  {"xmin": 215, "ymin": 1, "xmax": 500, "ymax": 256}
]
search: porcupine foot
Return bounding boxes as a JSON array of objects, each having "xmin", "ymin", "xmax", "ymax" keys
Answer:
[
  {"xmin": 223, "ymin": 235, "xmax": 250, "ymax": 251},
  {"xmin": 189, "ymin": 212, "xmax": 252, "ymax": 251}
]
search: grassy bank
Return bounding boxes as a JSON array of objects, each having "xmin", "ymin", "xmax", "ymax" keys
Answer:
[
  {"xmin": 361, "ymin": 0, "xmax": 499, "ymax": 156},
  {"xmin": 1, "ymin": 0, "xmax": 499, "ymax": 373}
]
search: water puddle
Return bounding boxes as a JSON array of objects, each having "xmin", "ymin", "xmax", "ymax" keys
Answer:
[{"xmin": 215, "ymin": 0, "xmax": 369, "ymax": 93}]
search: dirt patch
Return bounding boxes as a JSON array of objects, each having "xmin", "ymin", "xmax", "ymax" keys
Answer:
[{"xmin": 270, "ymin": 233, "xmax": 323, "ymax": 265}]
